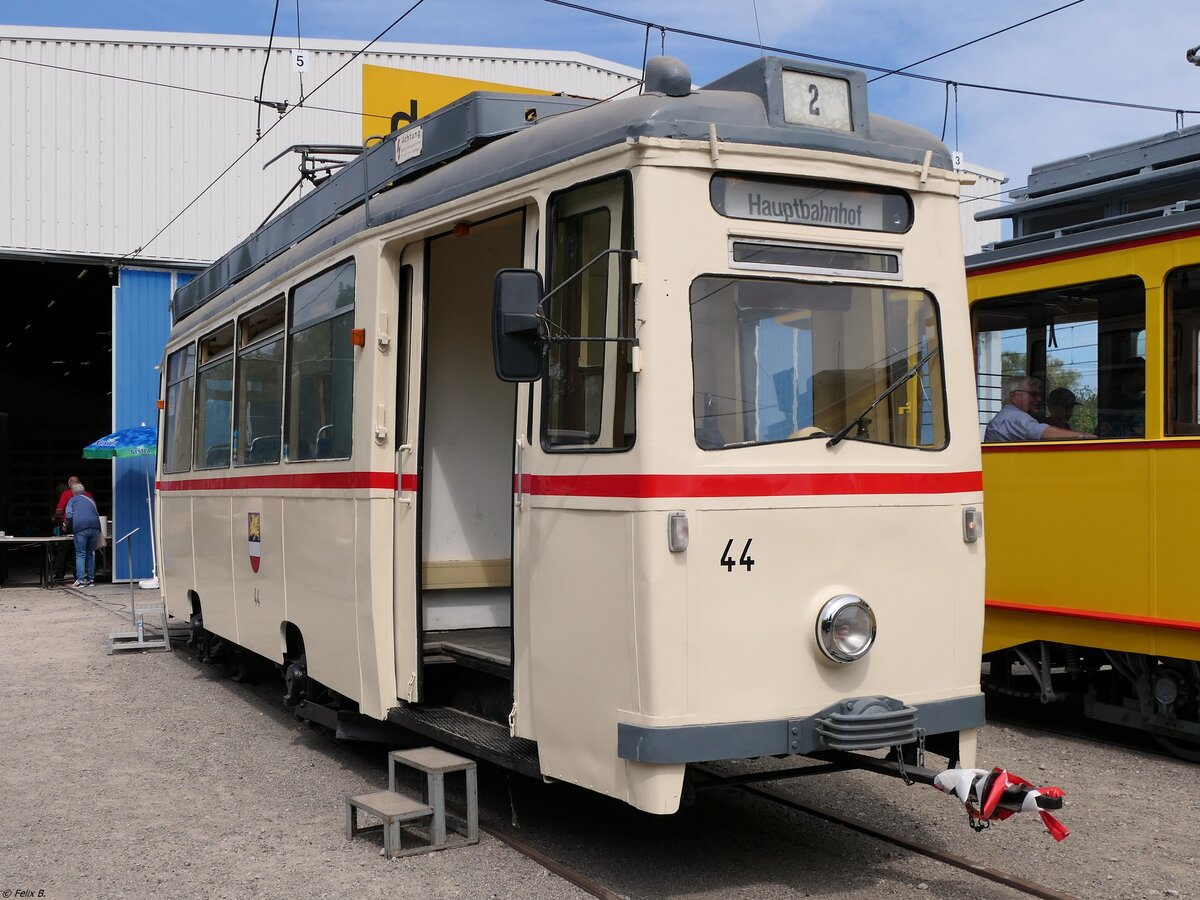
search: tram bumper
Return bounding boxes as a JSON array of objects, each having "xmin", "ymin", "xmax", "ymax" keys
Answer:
[{"xmin": 617, "ymin": 692, "xmax": 984, "ymax": 763}]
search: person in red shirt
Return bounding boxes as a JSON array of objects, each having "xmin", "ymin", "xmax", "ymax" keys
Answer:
[{"xmin": 52, "ymin": 476, "xmax": 92, "ymax": 581}]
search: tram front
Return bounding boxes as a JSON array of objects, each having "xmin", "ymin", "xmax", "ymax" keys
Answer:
[
  {"xmin": 622, "ymin": 168, "xmax": 985, "ymax": 809},
  {"xmin": 493, "ymin": 57, "xmax": 985, "ymax": 815}
]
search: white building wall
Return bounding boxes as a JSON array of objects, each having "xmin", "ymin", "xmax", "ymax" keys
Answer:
[
  {"xmin": 958, "ymin": 160, "xmax": 1006, "ymax": 255},
  {"xmin": 0, "ymin": 27, "xmax": 640, "ymax": 265}
]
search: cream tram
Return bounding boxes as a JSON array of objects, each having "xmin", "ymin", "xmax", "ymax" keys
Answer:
[{"xmin": 158, "ymin": 56, "xmax": 986, "ymax": 813}]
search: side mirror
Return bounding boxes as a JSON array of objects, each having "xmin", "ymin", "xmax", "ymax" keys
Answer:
[{"xmin": 492, "ymin": 268, "xmax": 547, "ymax": 382}]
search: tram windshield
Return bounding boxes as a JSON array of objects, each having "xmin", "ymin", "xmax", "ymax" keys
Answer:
[{"xmin": 691, "ymin": 276, "xmax": 945, "ymax": 450}]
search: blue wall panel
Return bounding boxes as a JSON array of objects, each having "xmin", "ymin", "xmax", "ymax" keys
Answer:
[{"xmin": 114, "ymin": 269, "xmax": 173, "ymax": 581}]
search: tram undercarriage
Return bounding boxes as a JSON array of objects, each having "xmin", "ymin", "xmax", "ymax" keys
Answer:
[
  {"xmin": 983, "ymin": 641, "xmax": 1200, "ymax": 761},
  {"xmin": 185, "ymin": 609, "xmax": 989, "ymax": 795}
]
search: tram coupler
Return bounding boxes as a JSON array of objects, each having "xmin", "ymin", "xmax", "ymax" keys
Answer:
[
  {"xmin": 933, "ymin": 766, "xmax": 1069, "ymax": 841},
  {"xmin": 812, "ymin": 748, "xmax": 939, "ymax": 786},
  {"xmin": 812, "ymin": 749, "xmax": 1069, "ymax": 841}
]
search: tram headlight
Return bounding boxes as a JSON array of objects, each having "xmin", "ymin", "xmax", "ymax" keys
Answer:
[{"xmin": 816, "ymin": 595, "xmax": 877, "ymax": 663}]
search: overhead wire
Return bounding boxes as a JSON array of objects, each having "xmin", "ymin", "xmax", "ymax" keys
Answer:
[
  {"xmin": 0, "ymin": 54, "xmax": 393, "ymax": 123},
  {"xmin": 867, "ymin": 0, "xmax": 1089, "ymax": 82},
  {"xmin": 295, "ymin": 0, "xmax": 306, "ymax": 103},
  {"xmin": 256, "ymin": 0, "xmax": 283, "ymax": 139},
  {"xmin": 542, "ymin": 0, "xmax": 1200, "ymax": 116},
  {"xmin": 120, "ymin": 0, "xmax": 430, "ymax": 263},
  {"xmin": 6, "ymin": 1, "xmax": 1183, "ymax": 261},
  {"xmin": 5, "ymin": 2, "xmax": 1190, "ymax": 128}
]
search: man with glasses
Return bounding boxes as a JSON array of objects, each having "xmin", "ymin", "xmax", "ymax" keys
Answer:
[{"xmin": 984, "ymin": 375, "xmax": 1095, "ymax": 442}]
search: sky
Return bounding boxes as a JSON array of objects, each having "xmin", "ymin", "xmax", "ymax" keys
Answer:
[{"xmin": 3, "ymin": 0, "xmax": 1200, "ymax": 208}]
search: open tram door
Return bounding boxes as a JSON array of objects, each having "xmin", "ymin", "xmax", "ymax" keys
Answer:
[{"xmin": 404, "ymin": 210, "xmax": 526, "ymax": 722}]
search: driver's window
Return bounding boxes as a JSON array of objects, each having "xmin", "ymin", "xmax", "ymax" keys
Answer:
[{"xmin": 542, "ymin": 173, "xmax": 635, "ymax": 452}]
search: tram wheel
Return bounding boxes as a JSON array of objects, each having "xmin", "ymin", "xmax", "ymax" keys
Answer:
[{"xmin": 283, "ymin": 653, "xmax": 308, "ymax": 708}]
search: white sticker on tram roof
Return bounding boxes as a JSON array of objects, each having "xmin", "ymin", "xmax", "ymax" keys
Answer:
[
  {"xmin": 395, "ymin": 125, "xmax": 424, "ymax": 165},
  {"xmin": 721, "ymin": 179, "xmax": 887, "ymax": 230}
]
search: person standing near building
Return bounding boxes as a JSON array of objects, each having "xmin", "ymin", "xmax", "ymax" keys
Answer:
[
  {"xmin": 52, "ymin": 475, "xmax": 91, "ymax": 582},
  {"xmin": 65, "ymin": 482, "xmax": 101, "ymax": 587}
]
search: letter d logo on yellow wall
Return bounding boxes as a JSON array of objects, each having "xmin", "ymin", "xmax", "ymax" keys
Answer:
[{"xmin": 362, "ymin": 65, "xmax": 553, "ymax": 140}]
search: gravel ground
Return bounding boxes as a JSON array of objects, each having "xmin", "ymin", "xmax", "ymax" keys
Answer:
[{"xmin": 1, "ymin": 585, "xmax": 1196, "ymax": 900}]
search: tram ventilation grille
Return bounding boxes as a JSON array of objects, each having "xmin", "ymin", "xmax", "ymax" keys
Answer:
[{"xmin": 814, "ymin": 697, "xmax": 919, "ymax": 751}]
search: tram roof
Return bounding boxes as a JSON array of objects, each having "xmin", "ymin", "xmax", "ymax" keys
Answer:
[
  {"xmin": 173, "ymin": 55, "xmax": 953, "ymax": 326},
  {"xmin": 975, "ymin": 124, "xmax": 1200, "ymax": 225},
  {"xmin": 967, "ymin": 123, "xmax": 1200, "ymax": 272}
]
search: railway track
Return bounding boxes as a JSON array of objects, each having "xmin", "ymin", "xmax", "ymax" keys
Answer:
[
  {"xmin": 695, "ymin": 765, "xmax": 1079, "ymax": 900},
  {"xmin": 89, "ymin": 596, "xmax": 1078, "ymax": 900}
]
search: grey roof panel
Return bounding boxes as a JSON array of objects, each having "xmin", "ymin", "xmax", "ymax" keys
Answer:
[
  {"xmin": 966, "ymin": 204, "xmax": 1200, "ymax": 272},
  {"xmin": 1014, "ymin": 123, "xmax": 1200, "ymax": 200},
  {"xmin": 975, "ymin": 156, "xmax": 1200, "ymax": 223},
  {"xmin": 172, "ymin": 56, "xmax": 952, "ymax": 324}
]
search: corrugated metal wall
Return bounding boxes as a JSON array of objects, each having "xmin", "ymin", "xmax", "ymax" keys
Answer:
[
  {"xmin": 959, "ymin": 162, "xmax": 1006, "ymax": 254},
  {"xmin": 0, "ymin": 26, "xmax": 640, "ymax": 265},
  {"xmin": 113, "ymin": 267, "xmax": 175, "ymax": 581}
]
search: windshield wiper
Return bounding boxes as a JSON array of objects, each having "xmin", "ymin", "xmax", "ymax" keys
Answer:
[{"xmin": 826, "ymin": 347, "xmax": 940, "ymax": 449}]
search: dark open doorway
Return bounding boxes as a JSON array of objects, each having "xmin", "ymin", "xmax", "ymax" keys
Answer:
[{"xmin": 0, "ymin": 258, "xmax": 114, "ymax": 552}]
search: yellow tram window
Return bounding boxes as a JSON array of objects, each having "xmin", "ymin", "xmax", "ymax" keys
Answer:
[
  {"xmin": 973, "ymin": 277, "xmax": 1145, "ymax": 441},
  {"xmin": 1166, "ymin": 265, "xmax": 1200, "ymax": 435}
]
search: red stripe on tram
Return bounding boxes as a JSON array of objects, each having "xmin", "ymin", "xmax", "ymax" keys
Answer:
[
  {"xmin": 158, "ymin": 470, "xmax": 981, "ymax": 498},
  {"xmin": 986, "ymin": 599, "xmax": 1200, "ymax": 633},
  {"xmin": 521, "ymin": 470, "xmax": 983, "ymax": 499},
  {"xmin": 158, "ymin": 471, "xmax": 401, "ymax": 492}
]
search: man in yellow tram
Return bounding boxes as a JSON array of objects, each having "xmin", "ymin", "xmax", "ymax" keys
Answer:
[{"xmin": 984, "ymin": 375, "xmax": 1096, "ymax": 443}]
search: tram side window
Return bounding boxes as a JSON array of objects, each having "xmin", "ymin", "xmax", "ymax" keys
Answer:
[
  {"xmin": 163, "ymin": 344, "xmax": 196, "ymax": 474},
  {"xmin": 691, "ymin": 276, "xmax": 946, "ymax": 450},
  {"xmin": 287, "ymin": 259, "xmax": 355, "ymax": 461},
  {"xmin": 1166, "ymin": 265, "xmax": 1200, "ymax": 435},
  {"xmin": 973, "ymin": 277, "xmax": 1145, "ymax": 442},
  {"xmin": 235, "ymin": 296, "xmax": 285, "ymax": 466},
  {"xmin": 543, "ymin": 174, "xmax": 635, "ymax": 451},
  {"xmin": 194, "ymin": 323, "xmax": 235, "ymax": 470}
]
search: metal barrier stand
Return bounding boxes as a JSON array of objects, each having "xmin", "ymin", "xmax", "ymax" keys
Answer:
[{"xmin": 107, "ymin": 528, "xmax": 170, "ymax": 655}]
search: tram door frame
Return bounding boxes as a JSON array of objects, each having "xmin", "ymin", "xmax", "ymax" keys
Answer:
[
  {"xmin": 410, "ymin": 210, "xmax": 526, "ymax": 702},
  {"xmin": 394, "ymin": 244, "xmax": 422, "ymax": 702}
]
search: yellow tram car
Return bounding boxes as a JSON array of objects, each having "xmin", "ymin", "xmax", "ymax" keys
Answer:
[{"xmin": 968, "ymin": 126, "xmax": 1200, "ymax": 759}]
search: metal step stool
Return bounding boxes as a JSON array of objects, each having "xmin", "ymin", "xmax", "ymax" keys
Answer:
[
  {"xmin": 389, "ymin": 747, "xmax": 479, "ymax": 847},
  {"xmin": 345, "ymin": 790, "xmax": 434, "ymax": 860}
]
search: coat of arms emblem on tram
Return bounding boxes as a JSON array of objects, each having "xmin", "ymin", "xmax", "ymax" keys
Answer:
[{"xmin": 248, "ymin": 512, "xmax": 262, "ymax": 573}]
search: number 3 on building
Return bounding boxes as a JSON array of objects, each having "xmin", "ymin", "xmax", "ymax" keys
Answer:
[{"xmin": 721, "ymin": 538, "xmax": 756, "ymax": 572}]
